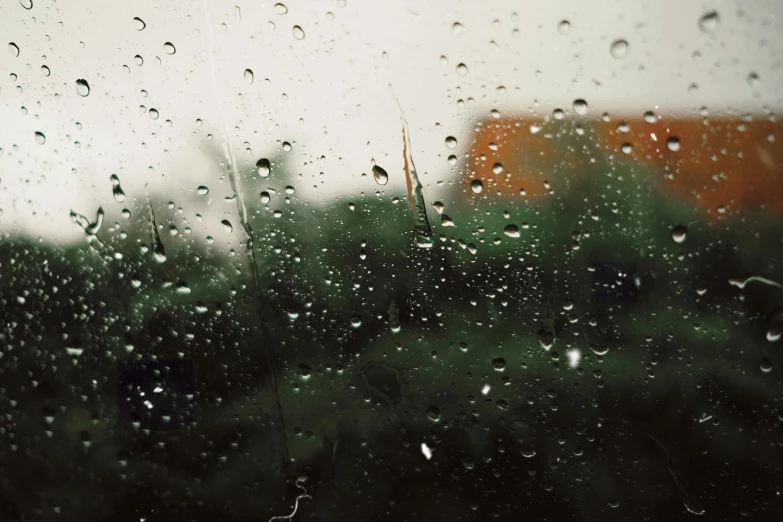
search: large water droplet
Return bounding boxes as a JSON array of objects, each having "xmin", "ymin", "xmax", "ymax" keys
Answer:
[
  {"xmin": 221, "ymin": 220, "xmax": 233, "ymax": 233},
  {"xmin": 19, "ymin": 0, "xmax": 33, "ymax": 10},
  {"xmin": 75, "ymin": 79, "xmax": 90, "ymax": 97},
  {"xmin": 698, "ymin": 11, "xmax": 719, "ymax": 34},
  {"xmin": 350, "ymin": 315, "xmax": 362, "ymax": 328},
  {"xmin": 557, "ymin": 20, "xmax": 571, "ymax": 34},
  {"xmin": 445, "ymin": 136, "xmax": 457, "ymax": 149},
  {"xmin": 163, "ymin": 42, "xmax": 176, "ymax": 55},
  {"xmin": 197, "ymin": 185, "xmax": 209, "ymax": 195},
  {"xmin": 133, "ymin": 17, "xmax": 146, "ymax": 30},
  {"xmin": 34, "ymin": 131, "xmax": 45, "ymax": 145},
  {"xmin": 244, "ymin": 68, "xmax": 254, "ymax": 84},
  {"xmin": 643, "ymin": 110, "xmax": 656, "ymax": 123},
  {"xmin": 767, "ymin": 328, "xmax": 781, "ymax": 342},
  {"xmin": 610, "ymin": 39, "xmax": 628, "ymax": 59},
  {"xmin": 470, "ymin": 179, "xmax": 483, "ymax": 193},
  {"xmin": 134, "ymin": 55, "xmax": 143, "ymax": 66},
  {"xmin": 292, "ymin": 25, "xmax": 305, "ymax": 40},
  {"xmin": 572, "ymin": 98, "xmax": 588, "ymax": 115},
  {"xmin": 8, "ymin": 42, "xmax": 20, "ymax": 57},
  {"xmin": 672, "ymin": 225, "xmax": 687, "ymax": 243},
  {"xmin": 492, "ymin": 162, "xmax": 503, "ymax": 175},
  {"xmin": 456, "ymin": 63, "xmax": 468, "ymax": 76},
  {"xmin": 41, "ymin": 65, "xmax": 50, "ymax": 76},
  {"xmin": 666, "ymin": 136, "xmax": 681, "ymax": 151},
  {"xmin": 260, "ymin": 191, "xmax": 270, "ymax": 204},
  {"xmin": 256, "ymin": 158, "xmax": 271, "ymax": 177},
  {"xmin": 372, "ymin": 165, "xmax": 388, "ymax": 185},
  {"xmin": 504, "ymin": 224, "xmax": 520, "ymax": 238},
  {"xmin": 110, "ymin": 174, "xmax": 126, "ymax": 202},
  {"xmin": 274, "ymin": 3, "xmax": 288, "ymax": 14},
  {"xmin": 149, "ymin": 108, "xmax": 159, "ymax": 120}
]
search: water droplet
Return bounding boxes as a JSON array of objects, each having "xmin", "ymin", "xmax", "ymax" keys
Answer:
[
  {"xmin": 8, "ymin": 42, "xmax": 20, "ymax": 57},
  {"xmin": 445, "ymin": 136, "xmax": 457, "ymax": 149},
  {"xmin": 766, "ymin": 328, "xmax": 781, "ymax": 342},
  {"xmin": 557, "ymin": 20, "xmax": 571, "ymax": 34},
  {"xmin": 110, "ymin": 174, "xmax": 126, "ymax": 202},
  {"xmin": 349, "ymin": 315, "xmax": 362, "ymax": 328},
  {"xmin": 456, "ymin": 63, "xmax": 468, "ymax": 76},
  {"xmin": 282, "ymin": 141, "xmax": 292, "ymax": 151},
  {"xmin": 572, "ymin": 98, "xmax": 588, "ymax": 115},
  {"xmin": 34, "ymin": 131, "xmax": 45, "ymax": 145},
  {"xmin": 672, "ymin": 225, "xmax": 687, "ymax": 243},
  {"xmin": 504, "ymin": 224, "xmax": 520, "ymax": 238},
  {"xmin": 176, "ymin": 282, "xmax": 191, "ymax": 295},
  {"xmin": 133, "ymin": 17, "xmax": 146, "ymax": 30},
  {"xmin": 75, "ymin": 79, "xmax": 90, "ymax": 97},
  {"xmin": 134, "ymin": 55, "xmax": 143, "ymax": 66},
  {"xmin": 41, "ymin": 65, "xmax": 50, "ymax": 76},
  {"xmin": 426, "ymin": 405, "xmax": 441, "ymax": 422},
  {"xmin": 197, "ymin": 186, "xmax": 209, "ymax": 195},
  {"xmin": 643, "ymin": 110, "xmax": 656, "ymax": 123},
  {"xmin": 65, "ymin": 347, "xmax": 84, "ymax": 357},
  {"xmin": 388, "ymin": 300, "xmax": 401, "ymax": 333},
  {"xmin": 19, "ymin": 0, "xmax": 33, "ymax": 10},
  {"xmin": 274, "ymin": 3, "xmax": 288, "ymax": 15},
  {"xmin": 298, "ymin": 363, "xmax": 312, "ymax": 381},
  {"xmin": 621, "ymin": 142, "xmax": 633, "ymax": 154},
  {"xmin": 492, "ymin": 358, "xmax": 506, "ymax": 371},
  {"xmin": 292, "ymin": 25, "xmax": 305, "ymax": 40},
  {"xmin": 221, "ymin": 220, "xmax": 233, "ymax": 233},
  {"xmin": 256, "ymin": 158, "xmax": 271, "ymax": 177},
  {"xmin": 760, "ymin": 359, "xmax": 773, "ymax": 373},
  {"xmin": 610, "ymin": 39, "xmax": 628, "ymax": 59},
  {"xmin": 666, "ymin": 136, "xmax": 681, "ymax": 151},
  {"xmin": 244, "ymin": 68, "xmax": 254, "ymax": 84},
  {"xmin": 747, "ymin": 72, "xmax": 760, "ymax": 88},
  {"xmin": 163, "ymin": 42, "xmax": 176, "ymax": 55},
  {"xmin": 698, "ymin": 11, "xmax": 719, "ymax": 34},
  {"xmin": 553, "ymin": 108, "xmax": 564, "ymax": 120},
  {"xmin": 260, "ymin": 191, "xmax": 270, "ymax": 204},
  {"xmin": 149, "ymin": 108, "xmax": 159, "ymax": 120},
  {"xmin": 492, "ymin": 162, "xmax": 503, "ymax": 174},
  {"xmin": 195, "ymin": 302, "xmax": 208, "ymax": 314},
  {"xmin": 452, "ymin": 22, "xmax": 465, "ymax": 35},
  {"xmin": 470, "ymin": 179, "xmax": 483, "ymax": 193},
  {"xmin": 372, "ymin": 165, "xmax": 388, "ymax": 185}
]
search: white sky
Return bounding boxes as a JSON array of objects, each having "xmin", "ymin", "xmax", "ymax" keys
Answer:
[{"xmin": 1, "ymin": 0, "xmax": 781, "ymax": 244}]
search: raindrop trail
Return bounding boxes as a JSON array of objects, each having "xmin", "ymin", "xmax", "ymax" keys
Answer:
[
  {"xmin": 391, "ymin": 93, "xmax": 433, "ymax": 248},
  {"xmin": 145, "ymin": 184, "xmax": 167, "ymax": 263},
  {"xmin": 268, "ymin": 477, "xmax": 311, "ymax": 521},
  {"xmin": 729, "ymin": 276, "xmax": 781, "ymax": 290},
  {"xmin": 202, "ymin": 0, "xmax": 289, "ymax": 464}
]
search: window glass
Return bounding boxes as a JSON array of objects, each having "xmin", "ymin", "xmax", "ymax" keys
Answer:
[{"xmin": 1, "ymin": 1, "xmax": 782, "ymax": 520}]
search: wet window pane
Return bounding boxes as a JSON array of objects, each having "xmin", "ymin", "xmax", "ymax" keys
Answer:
[{"xmin": 2, "ymin": 0, "xmax": 782, "ymax": 520}]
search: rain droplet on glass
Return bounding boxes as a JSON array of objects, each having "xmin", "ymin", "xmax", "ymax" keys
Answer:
[
  {"xmin": 256, "ymin": 158, "xmax": 271, "ymax": 177},
  {"xmin": 76, "ymin": 79, "xmax": 90, "ymax": 97},
  {"xmin": 610, "ymin": 39, "xmax": 628, "ymax": 59}
]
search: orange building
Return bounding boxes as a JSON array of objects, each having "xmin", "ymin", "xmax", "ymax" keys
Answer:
[{"xmin": 464, "ymin": 115, "xmax": 783, "ymax": 216}]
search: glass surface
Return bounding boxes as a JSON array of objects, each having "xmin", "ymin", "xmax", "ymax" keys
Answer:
[{"xmin": 1, "ymin": 0, "xmax": 782, "ymax": 520}]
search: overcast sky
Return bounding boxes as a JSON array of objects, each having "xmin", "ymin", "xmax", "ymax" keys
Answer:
[{"xmin": 1, "ymin": 0, "xmax": 781, "ymax": 245}]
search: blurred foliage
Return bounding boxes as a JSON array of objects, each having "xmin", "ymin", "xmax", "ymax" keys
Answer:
[{"xmin": 1, "ymin": 118, "xmax": 782, "ymax": 521}]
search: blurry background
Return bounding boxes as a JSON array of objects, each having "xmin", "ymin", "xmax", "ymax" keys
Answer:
[{"xmin": 1, "ymin": 1, "xmax": 782, "ymax": 521}]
